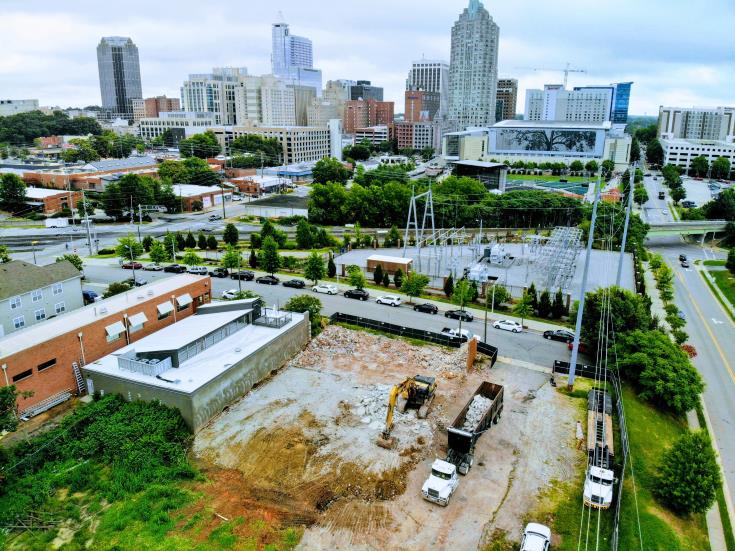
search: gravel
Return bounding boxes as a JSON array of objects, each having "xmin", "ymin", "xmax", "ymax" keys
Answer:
[{"xmin": 462, "ymin": 394, "xmax": 493, "ymax": 431}]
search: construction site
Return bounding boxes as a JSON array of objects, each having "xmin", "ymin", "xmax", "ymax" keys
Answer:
[{"xmin": 192, "ymin": 325, "xmax": 586, "ymax": 549}]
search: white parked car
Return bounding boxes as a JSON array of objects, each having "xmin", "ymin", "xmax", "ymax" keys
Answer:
[
  {"xmin": 221, "ymin": 289, "xmax": 240, "ymax": 300},
  {"xmin": 493, "ymin": 319, "xmax": 523, "ymax": 333},
  {"xmin": 520, "ymin": 523, "xmax": 551, "ymax": 551},
  {"xmin": 312, "ymin": 283, "xmax": 338, "ymax": 295},
  {"xmin": 186, "ymin": 266, "xmax": 208, "ymax": 275},
  {"xmin": 143, "ymin": 263, "xmax": 163, "ymax": 271},
  {"xmin": 421, "ymin": 459, "xmax": 459, "ymax": 506},
  {"xmin": 376, "ymin": 294, "xmax": 401, "ymax": 307},
  {"xmin": 232, "ymin": 195, "xmax": 243, "ymax": 201}
]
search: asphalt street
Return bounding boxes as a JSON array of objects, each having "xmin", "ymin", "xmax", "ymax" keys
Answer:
[{"xmin": 82, "ymin": 263, "xmax": 576, "ymax": 370}]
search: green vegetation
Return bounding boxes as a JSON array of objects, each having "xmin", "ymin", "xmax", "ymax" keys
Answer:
[
  {"xmin": 0, "ymin": 173, "xmax": 27, "ymax": 213},
  {"xmin": 223, "ymin": 223, "xmax": 239, "ymax": 247},
  {"xmin": 710, "ymin": 270, "xmax": 735, "ymax": 309},
  {"xmin": 347, "ymin": 265, "xmax": 367, "ymax": 289},
  {"xmin": 103, "ymin": 281, "xmax": 132, "ymax": 298},
  {"xmin": 303, "ymin": 251, "xmax": 326, "ymax": 284},
  {"xmin": 56, "ymin": 253, "xmax": 84, "ymax": 272},
  {"xmin": 102, "ymin": 173, "xmax": 180, "ymax": 218},
  {"xmin": 283, "ymin": 294, "xmax": 323, "ymax": 336},
  {"xmin": 0, "ymin": 244, "xmax": 10, "ymax": 263},
  {"xmin": 61, "ymin": 131, "xmax": 144, "ymax": 162},
  {"xmin": 311, "ymin": 156, "xmax": 351, "ymax": 184},
  {"xmin": 400, "ymin": 272, "xmax": 430, "ymax": 304},
  {"xmin": 0, "ymin": 110, "xmax": 101, "ymax": 145},
  {"xmin": 178, "ymin": 130, "xmax": 221, "ymax": 159},
  {"xmin": 506, "ymin": 173, "xmax": 591, "ymax": 183},
  {"xmin": 230, "ymin": 134, "xmax": 282, "ymax": 166}
]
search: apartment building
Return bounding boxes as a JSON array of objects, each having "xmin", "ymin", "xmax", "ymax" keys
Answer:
[
  {"xmin": 343, "ymin": 99, "xmax": 395, "ymax": 133},
  {"xmin": 0, "ymin": 99, "xmax": 39, "ymax": 117},
  {"xmin": 658, "ymin": 106, "xmax": 735, "ymax": 142},
  {"xmin": 223, "ymin": 126, "xmax": 336, "ymax": 164},
  {"xmin": 180, "ymin": 67, "xmax": 247, "ymax": 125},
  {"xmin": 132, "ymin": 96, "xmax": 181, "ymax": 121},
  {"xmin": 495, "ymin": 78, "xmax": 518, "ymax": 122}
]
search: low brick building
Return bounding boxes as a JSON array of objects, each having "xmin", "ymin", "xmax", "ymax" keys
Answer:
[
  {"xmin": 22, "ymin": 156, "xmax": 159, "ymax": 191},
  {"xmin": 0, "ymin": 275, "xmax": 211, "ymax": 416},
  {"xmin": 228, "ymin": 175, "xmax": 288, "ymax": 196},
  {"xmin": 24, "ymin": 187, "xmax": 84, "ymax": 214},
  {"xmin": 172, "ymin": 184, "xmax": 233, "ymax": 211}
]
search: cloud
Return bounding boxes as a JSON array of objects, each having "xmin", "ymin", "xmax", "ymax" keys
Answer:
[{"xmin": 0, "ymin": 0, "xmax": 733, "ymax": 114}]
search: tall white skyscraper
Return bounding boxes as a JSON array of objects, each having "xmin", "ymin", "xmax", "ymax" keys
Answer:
[
  {"xmin": 407, "ymin": 59, "xmax": 449, "ymax": 117},
  {"xmin": 180, "ymin": 67, "xmax": 247, "ymax": 125},
  {"xmin": 271, "ymin": 20, "xmax": 322, "ymax": 97},
  {"xmin": 447, "ymin": 0, "xmax": 500, "ymax": 128}
]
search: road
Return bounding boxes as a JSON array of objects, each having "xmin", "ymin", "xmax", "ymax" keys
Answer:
[
  {"xmin": 647, "ymin": 236, "xmax": 735, "ymax": 507},
  {"xmin": 641, "ymin": 173, "xmax": 672, "ymax": 224},
  {"xmin": 82, "ymin": 263, "xmax": 576, "ymax": 370}
]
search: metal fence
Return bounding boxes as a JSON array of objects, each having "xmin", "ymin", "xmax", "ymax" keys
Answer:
[{"xmin": 329, "ymin": 312, "xmax": 499, "ymax": 367}]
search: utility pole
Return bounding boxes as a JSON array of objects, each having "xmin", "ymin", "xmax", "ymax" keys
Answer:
[
  {"xmin": 616, "ymin": 162, "xmax": 635, "ymax": 287},
  {"xmin": 137, "ymin": 204, "xmax": 143, "ymax": 243},
  {"xmin": 82, "ymin": 190, "xmax": 93, "ymax": 256},
  {"xmin": 220, "ymin": 185, "xmax": 227, "ymax": 219},
  {"xmin": 569, "ymin": 169, "xmax": 603, "ymax": 387}
]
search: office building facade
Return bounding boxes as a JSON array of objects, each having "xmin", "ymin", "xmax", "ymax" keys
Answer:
[
  {"xmin": 658, "ymin": 106, "xmax": 735, "ymax": 142},
  {"xmin": 350, "ymin": 80, "xmax": 384, "ymax": 102},
  {"xmin": 271, "ymin": 21, "xmax": 322, "ymax": 96},
  {"xmin": 405, "ymin": 88, "xmax": 440, "ymax": 122},
  {"xmin": 525, "ymin": 82, "xmax": 633, "ymax": 124},
  {"xmin": 96, "ymin": 37, "xmax": 143, "ymax": 119},
  {"xmin": 407, "ymin": 60, "xmax": 449, "ymax": 115},
  {"xmin": 495, "ymin": 78, "xmax": 518, "ymax": 122},
  {"xmin": 343, "ymin": 99, "xmax": 395, "ymax": 133},
  {"xmin": 138, "ymin": 111, "xmax": 216, "ymax": 142},
  {"xmin": 448, "ymin": 0, "xmax": 500, "ymax": 128},
  {"xmin": 0, "ymin": 99, "xmax": 39, "ymax": 117}
]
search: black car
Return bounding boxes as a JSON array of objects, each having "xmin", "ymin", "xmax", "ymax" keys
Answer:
[
  {"xmin": 256, "ymin": 275, "xmax": 280, "ymax": 285},
  {"xmin": 681, "ymin": 260, "xmax": 690, "ymax": 268},
  {"xmin": 230, "ymin": 270, "xmax": 254, "ymax": 281},
  {"xmin": 82, "ymin": 290, "xmax": 99, "ymax": 305},
  {"xmin": 413, "ymin": 303, "xmax": 438, "ymax": 314},
  {"xmin": 444, "ymin": 309, "xmax": 474, "ymax": 322},
  {"xmin": 543, "ymin": 329, "xmax": 575, "ymax": 343},
  {"xmin": 283, "ymin": 279, "xmax": 305, "ymax": 289},
  {"xmin": 209, "ymin": 267, "xmax": 229, "ymax": 278},
  {"xmin": 344, "ymin": 288, "xmax": 370, "ymax": 301},
  {"xmin": 163, "ymin": 264, "xmax": 186, "ymax": 273},
  {"xmin": 678, "ymin": 254, "xmax": 687, "ymax": 262}
]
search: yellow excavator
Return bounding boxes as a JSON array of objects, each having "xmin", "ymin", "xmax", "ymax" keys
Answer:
[{"xmin": 377, "ymin": 375, "xmax": 437, "ymax": 449}]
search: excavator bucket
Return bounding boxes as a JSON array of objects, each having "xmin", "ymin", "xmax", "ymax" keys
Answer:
[{"xmin": 376, "ymin": 434, "xmax": 397, "ymax": 449}]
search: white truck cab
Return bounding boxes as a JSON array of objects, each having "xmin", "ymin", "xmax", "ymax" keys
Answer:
[
  {"xmin": 422, "ymin": 459, "xmax": 459, "ymax": 506},
  {"xmin": 520, "ymin": 522, "xmax": 551, "ymax": 551},
  {"xmin": 583, "ymin": 465, "xmax": 615, "ymax": 509}
]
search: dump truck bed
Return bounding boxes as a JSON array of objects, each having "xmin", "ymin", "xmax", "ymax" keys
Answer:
[{"xmin": 447, "ymin": 381, "xmax": 504, "ymax": 456}]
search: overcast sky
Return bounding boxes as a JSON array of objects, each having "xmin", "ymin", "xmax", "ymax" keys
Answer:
[{"xmin": 2, "ymin": 0, "xmax": 733, "ymax": 116}]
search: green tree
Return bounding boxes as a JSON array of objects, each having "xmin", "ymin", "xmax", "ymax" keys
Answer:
[
  {"xmin": 249, "ymin": 248, "xmax": 257, "ymax": 268},
  {"xmin": 646, "ymin": 138, "xmax": 664, "ymax": 166},
  {"xmin": 444, "ymin": 274, "xmax": 454, "ymax": 298},
  {"xmin": 223, "ymin": 223, "xmax": 239, "ymax": 247},
  {"xmin": 221, "ymin": 245, "xmax": 242, "ymax": 271},
  {"xmin": 327, "ymin": 254, "xmax": 336, "ymax": 278},
  {"xmin": 633, "ymin": 184, "xmax": 649, "ymax": 206},
  {"xmin": 552, "ymin": 288, "xmax": 567, "ymax": 319},
  {"xmin": 0, "ymin": 173, "xmax": 27, "ymax": 212},
  {"xmin": 197, "ymin": 233, "xmax": 207, "ymax": 250},
  {"xmin": 711, "ymin": 156, "xmax": 731, "ymax": 180},
  {"xmin": 283, "ymin": 295, "xmax": 323, "ymax": 336},
  {"xmin": 103, "ymin": 281, "xmax": 132, "ymax": 298},
  {"xmin": 260, "ymin": 236, "xmax": 281, "ymax": 275},
  {"xmin": 348, "ymin": 265, "xmax": 367, "ymax": 289},
  {"xmin": 207, "ymin": 235, "xmax": 218, "ymax": 250},
  {"xmin": 384, "ymin": 225, "xmax": 401, "ymax": 248},
  {"xmin": 527, "ymin": 282, "xmax": 538, "ymax": 312},
  {"xmin": 142, "ymin": 235, "xmax": 154, "ymax": 252},
  {"xmin": 163, "ymin": 232, "xmax": 178, "ymax": 258},
  {"xmin": 54, "ymin": 253, "xmax": 83, "ymax": 272},
  {"xmin": 654, "ymin": 431, "xmax": 721, "ymax": 514},
  {"xmin": 342, "ymin": 143, "xmax": 370, "ymax": 161},
  {"xmin": 0, "ymin": 245, "xmax": 11, "ymax": 263},
  {"xmin": 116, "ymin": 234, "xmax": 144, "ymax": 261},
  {"xmin": 690, "ymin": 156, "xmax": 709, "ymax": 178},
  {"xmin": 537, "ymin": 289, "xmax": 552, "ymax": 318},
  {"xmin": 393, "ymin": 268, "xmax": 404, "ymax": 289},
  {"xmin": 303, "ymin": 251, "xmax": 326, "ymax": 284},
  {"xmin": 181, "ymin": 249, "xmax": 202, "ymax": 266},
  {"xmin": 0, "ymin": 385, "xmax": 30, "ymax": 432},
  {"xmin": 513, "ymin": 292, "xmax": 534, "ymax": 326},
  {"xmin": 373, "ymin": 264, "xmax": 384, "ymax": 286},
  {"xmin": 582, "ymin": 286, "xmax": 651, "ymax": 350},
  {"xmin": 148, "ymin": 240, "xmax": 169, "ymax": 264},
  {"xmin": 601, "ymin": 160, "xmax": 615, "ymax": 181},
  {"xmin": 295, "ymin": 219, "xmax": 314, "ymax": 249},
  {"xmin": 382, "ymin": 272, "xmax": 391, "ymax": 287},
  {"xmin": 400, "ymin": 272, "xmax": 429, "ymax": 304},
  {"xmin": 670, "ymin": 185, "xmax": 686, "ymax": 205},
  {"xmin": 175, "ymin": 232, "xmax": 187, "ymax": 253},
  {"xmin": 630, "ymin": 136, "xmax": 641, "ymax": 163},
  {"xmin": 727, "ymin": 248, "xmax": 735, "ymax": 275},
  {"xmin": 452, "ymin": 279, "xmax": 473, "ymax": 312},
  {"xmin": 569, "ymin": 160, "xmax": 584, "ymax": 172},
  {"xmin": 311, "ymin": 157, "xmax": 350, "ymax": 184},
  {"xmin": 185, "ymin": 231, "xmax": 196, "ymax": 249},
  {"xmin": 178, "ymin": 131, "xmax": 221, "ymax": 158},
  {"xmin": 584, "ymin": 160, "xmax": 599, "ymax": 175}
]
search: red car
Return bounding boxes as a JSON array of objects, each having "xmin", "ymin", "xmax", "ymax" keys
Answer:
[
  {"xmin": 568, "ymin": 341, "xmax": 589, "ymax": 353},
  {"xmin": 121, "ymin": 262, "xmax": 143, "ymax": 270}
]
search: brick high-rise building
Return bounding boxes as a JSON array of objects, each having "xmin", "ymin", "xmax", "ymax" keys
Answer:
[
  {"xmin": 495, "ymin": 78, "xmax": 518, "ymax": 122},
  {"xmin": 405, "ymin": 88, "xmax": 441, "ymax": 122},
  {"xmin": 343, "ymin": 99, "xmax": 395, "ymax": 133},
  {"xmin": 133, "ymin": 95, "xmax": 181, "ymax": 121}
]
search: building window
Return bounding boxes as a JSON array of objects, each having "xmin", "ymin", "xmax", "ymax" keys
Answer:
[
  {"xmin": 55, "ymin": 302, "xmax": 66, "ymax": 314},
  {"xmin": 107, "ymin": 332, "xmax": 121, "ymax": 343},
  {"xmin": 13, "ymin": 316, "xmax": 25, "ymax": 329},
  {"xmin": 37, "ymin": 358, "xmax": 57, "ymax": 372},
  {"xmin": 10, "ymin": 296, "xmax": 21, "ymax": 310},
  {"xmin": 31, "ymin": 289, "xmax": 43, "ymax": 302},
  {"xmin": 12, "ymin": 369, "xmax": 33, "ymax": 383},
  {"xmin": 52, "ymin": 283, "xmax": 63, "ymax": 296},
  {"xmin": 34, "ymin": 308, "xmax": 46, "ymax": 321}
]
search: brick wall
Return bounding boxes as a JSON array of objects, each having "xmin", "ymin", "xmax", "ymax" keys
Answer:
[{"xmin": 2, "ymin": 278, "xmax": 211, "ymax": 411}]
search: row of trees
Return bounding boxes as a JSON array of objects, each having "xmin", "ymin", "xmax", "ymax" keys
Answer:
[
  {"xmin": 0, "ymin": 173, "xmax": 27, "ymax": 213},
  {"xmin": 0, "ymin": 110, "xmax": 102, "ymax": 145},
  {"xmin": 157, "ymin": 157, "xmax": 221, "ymax": 186},
  {"xmin": 60, "ymin": 131, "xmax": 145, "ymax": 163}
]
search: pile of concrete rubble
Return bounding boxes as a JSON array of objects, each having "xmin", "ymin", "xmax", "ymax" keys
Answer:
[{"xmin": 462, "ymin": 395, "xmax": 493, "ymax": 431}]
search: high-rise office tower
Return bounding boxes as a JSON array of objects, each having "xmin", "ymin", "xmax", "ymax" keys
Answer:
[
  {"xmin": 524, "ymin": 82, "xmax": 633, "ymax": 124},
  {"xmin": 180, "ymin": 67, "xmax": 247, "ymax": 125},
  {"xmin": 271, "ymin": 20, "xmax": 322, "ymax": 97},
  {"xmin": 495, "ymin": 78, "xmax": 518, "ymax": 122},
  {"xmin": 96, "ymin": 36, "xmax": 142, "ymax": 119},
  {"xmin": 349, "ymin": 80, "xmax": 383, "ymax": 102},
  {"xmin": 407, "ymin": 59, "xmax": 449, "ymax": 115},
  {"xmin": 447, "ymin": 0, "xmax": 500, "ymax": 128}
]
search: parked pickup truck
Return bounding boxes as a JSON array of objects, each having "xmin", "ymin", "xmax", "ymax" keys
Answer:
[
  {"xmin": 441, "ymin": 327, "xmax": 474, "ymax": 342},
  {"xmin": 422, "ymin": 381, "xmax": 504, "ymax": 506}
]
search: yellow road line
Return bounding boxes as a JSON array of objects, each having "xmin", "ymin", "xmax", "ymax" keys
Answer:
[{"xmin": 677, "ymin": 270, "xmax": 735, "ymax": 386}]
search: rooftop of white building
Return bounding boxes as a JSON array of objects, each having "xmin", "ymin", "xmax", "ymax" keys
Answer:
[{"xmin": 492, "ymin": 120, "xmax": 612, "ymax": 130}]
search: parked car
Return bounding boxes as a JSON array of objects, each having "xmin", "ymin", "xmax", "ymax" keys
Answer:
[
  {"xmin": 230, "ymin": 270, "xmax": 254, "ymax": 281},
  {"xmin": 121, "ymin": 261, "xmax": 143, "ymax": 270},
  {"xmin": 680, "ymin": 259, "xmax": 690, "ymax": 268},
  {"xmin": 221, "ymin": 289, "xmax": 240, "ymax": 300},
  {"xmin": 493, "ymin": 319, "xmax": 523, "ymax": 333},
  {"xmin": 441, "ymin": 327, "xmax": 474, "ymax": 342},
  {"xmin": 187, "ymin": 266, "xmax": 208, "ymax": 275},
  {"xmin": 376, "ymin": 295, "xmax": 401, "ymax": 307},
  {"xmin": 543, "ymin": 329, "xmax": 574, "ymax": 343},
  {"xmin": 143, "ymin": 263, "xmax": 162, "ymax": 271},
  {"xmin": 312, "ymin": 283, "xmax": 338, "ymax": 295},
  {"xmin": 163, "ymin": 264, "xmax": 187, "ymax": 273},
  {"xmin": 232, "ymin": 195, "xmax": 243, "ymax": 201},
  {"xmin": 124, "ymin": 277, "xmax": 147, "ymax": 287},
  {"xmin": 208, "ymin": 214, "xmax": 223, "ymax": 221},
  {"xmin": 82, "ymin": 290, "xmax": 100, "ymax": 304},
  {"xmin": 413, "ymin": 303, "xmax": 438, "ymax": 314},
  {"xmin": 568, "ymin": 341, "xmax": 589, "ymax": 353},
  {"xmin": 256, "ymin": 275, "xmax": 280, "ymax": 285},
  {"xmin": 444, "ymin": 309, "xmax": 474, "ymax": 322},
  {"xmin": 520, "ymin": 523, "xmax": 551, "ymax": 551},
  {"xmin": 679, "ymin": 254, "xmax": 687, "ymax": 262},
  {"xmin": 209, "ymin": 267, "xmax": 229, "ymax": 278},
  {"xmin": 282, "ymin": 279, "xmax": 305, "ymax": 289},
  {"xmin": 344, "ymin": 288, "xmax": 370, "ymax": 301}
]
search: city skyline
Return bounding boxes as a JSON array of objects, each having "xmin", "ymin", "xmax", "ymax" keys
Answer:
[{"xmin": 1, "ymin": 0, "xmax": 734, "ymax": 115}]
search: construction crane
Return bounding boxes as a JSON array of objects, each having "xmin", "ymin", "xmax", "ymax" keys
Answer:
[
  {"xmin": 517, "ymin": 62, "xmax": 587, "ymax": 88},
  {"xmin": 377, "ymin": 375, "xmax": 437, "ymax": 449}
]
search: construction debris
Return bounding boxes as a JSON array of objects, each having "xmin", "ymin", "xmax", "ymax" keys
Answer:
[{"xmin": 462, "ymin": 395, "xmax": 493, "ymax": 431}]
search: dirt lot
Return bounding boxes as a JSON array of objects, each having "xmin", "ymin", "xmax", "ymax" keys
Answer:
[{"xmin": 192, "ymin": 326, "xmax": 581, "ymax": 550}]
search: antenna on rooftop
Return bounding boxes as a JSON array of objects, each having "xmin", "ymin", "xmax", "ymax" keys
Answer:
[{"xmin": 277, "ymin": 10, "xmax": 285, "ymax": 23}]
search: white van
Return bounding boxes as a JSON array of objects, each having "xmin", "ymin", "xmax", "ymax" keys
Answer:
[{"xmin": 186, "ymin": 266, "xmax": 208, "ymax": 275}]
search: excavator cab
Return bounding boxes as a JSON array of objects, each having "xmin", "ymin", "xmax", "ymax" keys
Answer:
[{"xmin": 378, "ymin": 375, "xmax": 437, "ymax": 449}]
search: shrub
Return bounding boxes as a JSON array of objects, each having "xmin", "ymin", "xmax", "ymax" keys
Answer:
[
  {"xmin": 680, "ymin": 344, "xmax": 697, "ymax": 358},
  {"xmin": 654, "ymin": 431, "xmax": 721, "ymax": 514},
  {"xmin": 283, "ymin": 294, "xmax": 323, "ymax": 336}
]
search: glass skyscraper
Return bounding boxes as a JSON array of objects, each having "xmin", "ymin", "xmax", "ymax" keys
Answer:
[
  {"xmin": 96, "ymin": 36, "xmax": 142, "ymax": 119},
  {"xmin": 611, "ymin": 82, "xmax": 633, "ymax": 124},
  {"xmin": 271, "ymin": 21, "xmax": 322, "ymax": 97}
]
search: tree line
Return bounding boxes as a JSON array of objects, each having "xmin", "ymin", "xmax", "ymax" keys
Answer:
[{"xmin": 0, "ymin": 110, "xmax": 102, "ymax": 146}]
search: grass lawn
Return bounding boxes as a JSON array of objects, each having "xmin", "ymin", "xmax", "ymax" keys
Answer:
[
  {"xmin": 617, "ymin": 385, "xmax": 709, "ymax": 550},
  {"xmin": 703, "ymin": 260, "xmax": 726, "ymax": 267},
  {"xmin": 506, "ymin": 174, "xmax": 593, "ymax": 183},
  {"xmin": 711, "ymin": 270, "xmax": 735, "ymax": 309}
]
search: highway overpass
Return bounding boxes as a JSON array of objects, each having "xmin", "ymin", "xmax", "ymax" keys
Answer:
[{"xmin": 647, "ymin": 220, "xmax": 728, "ymax": 237}]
